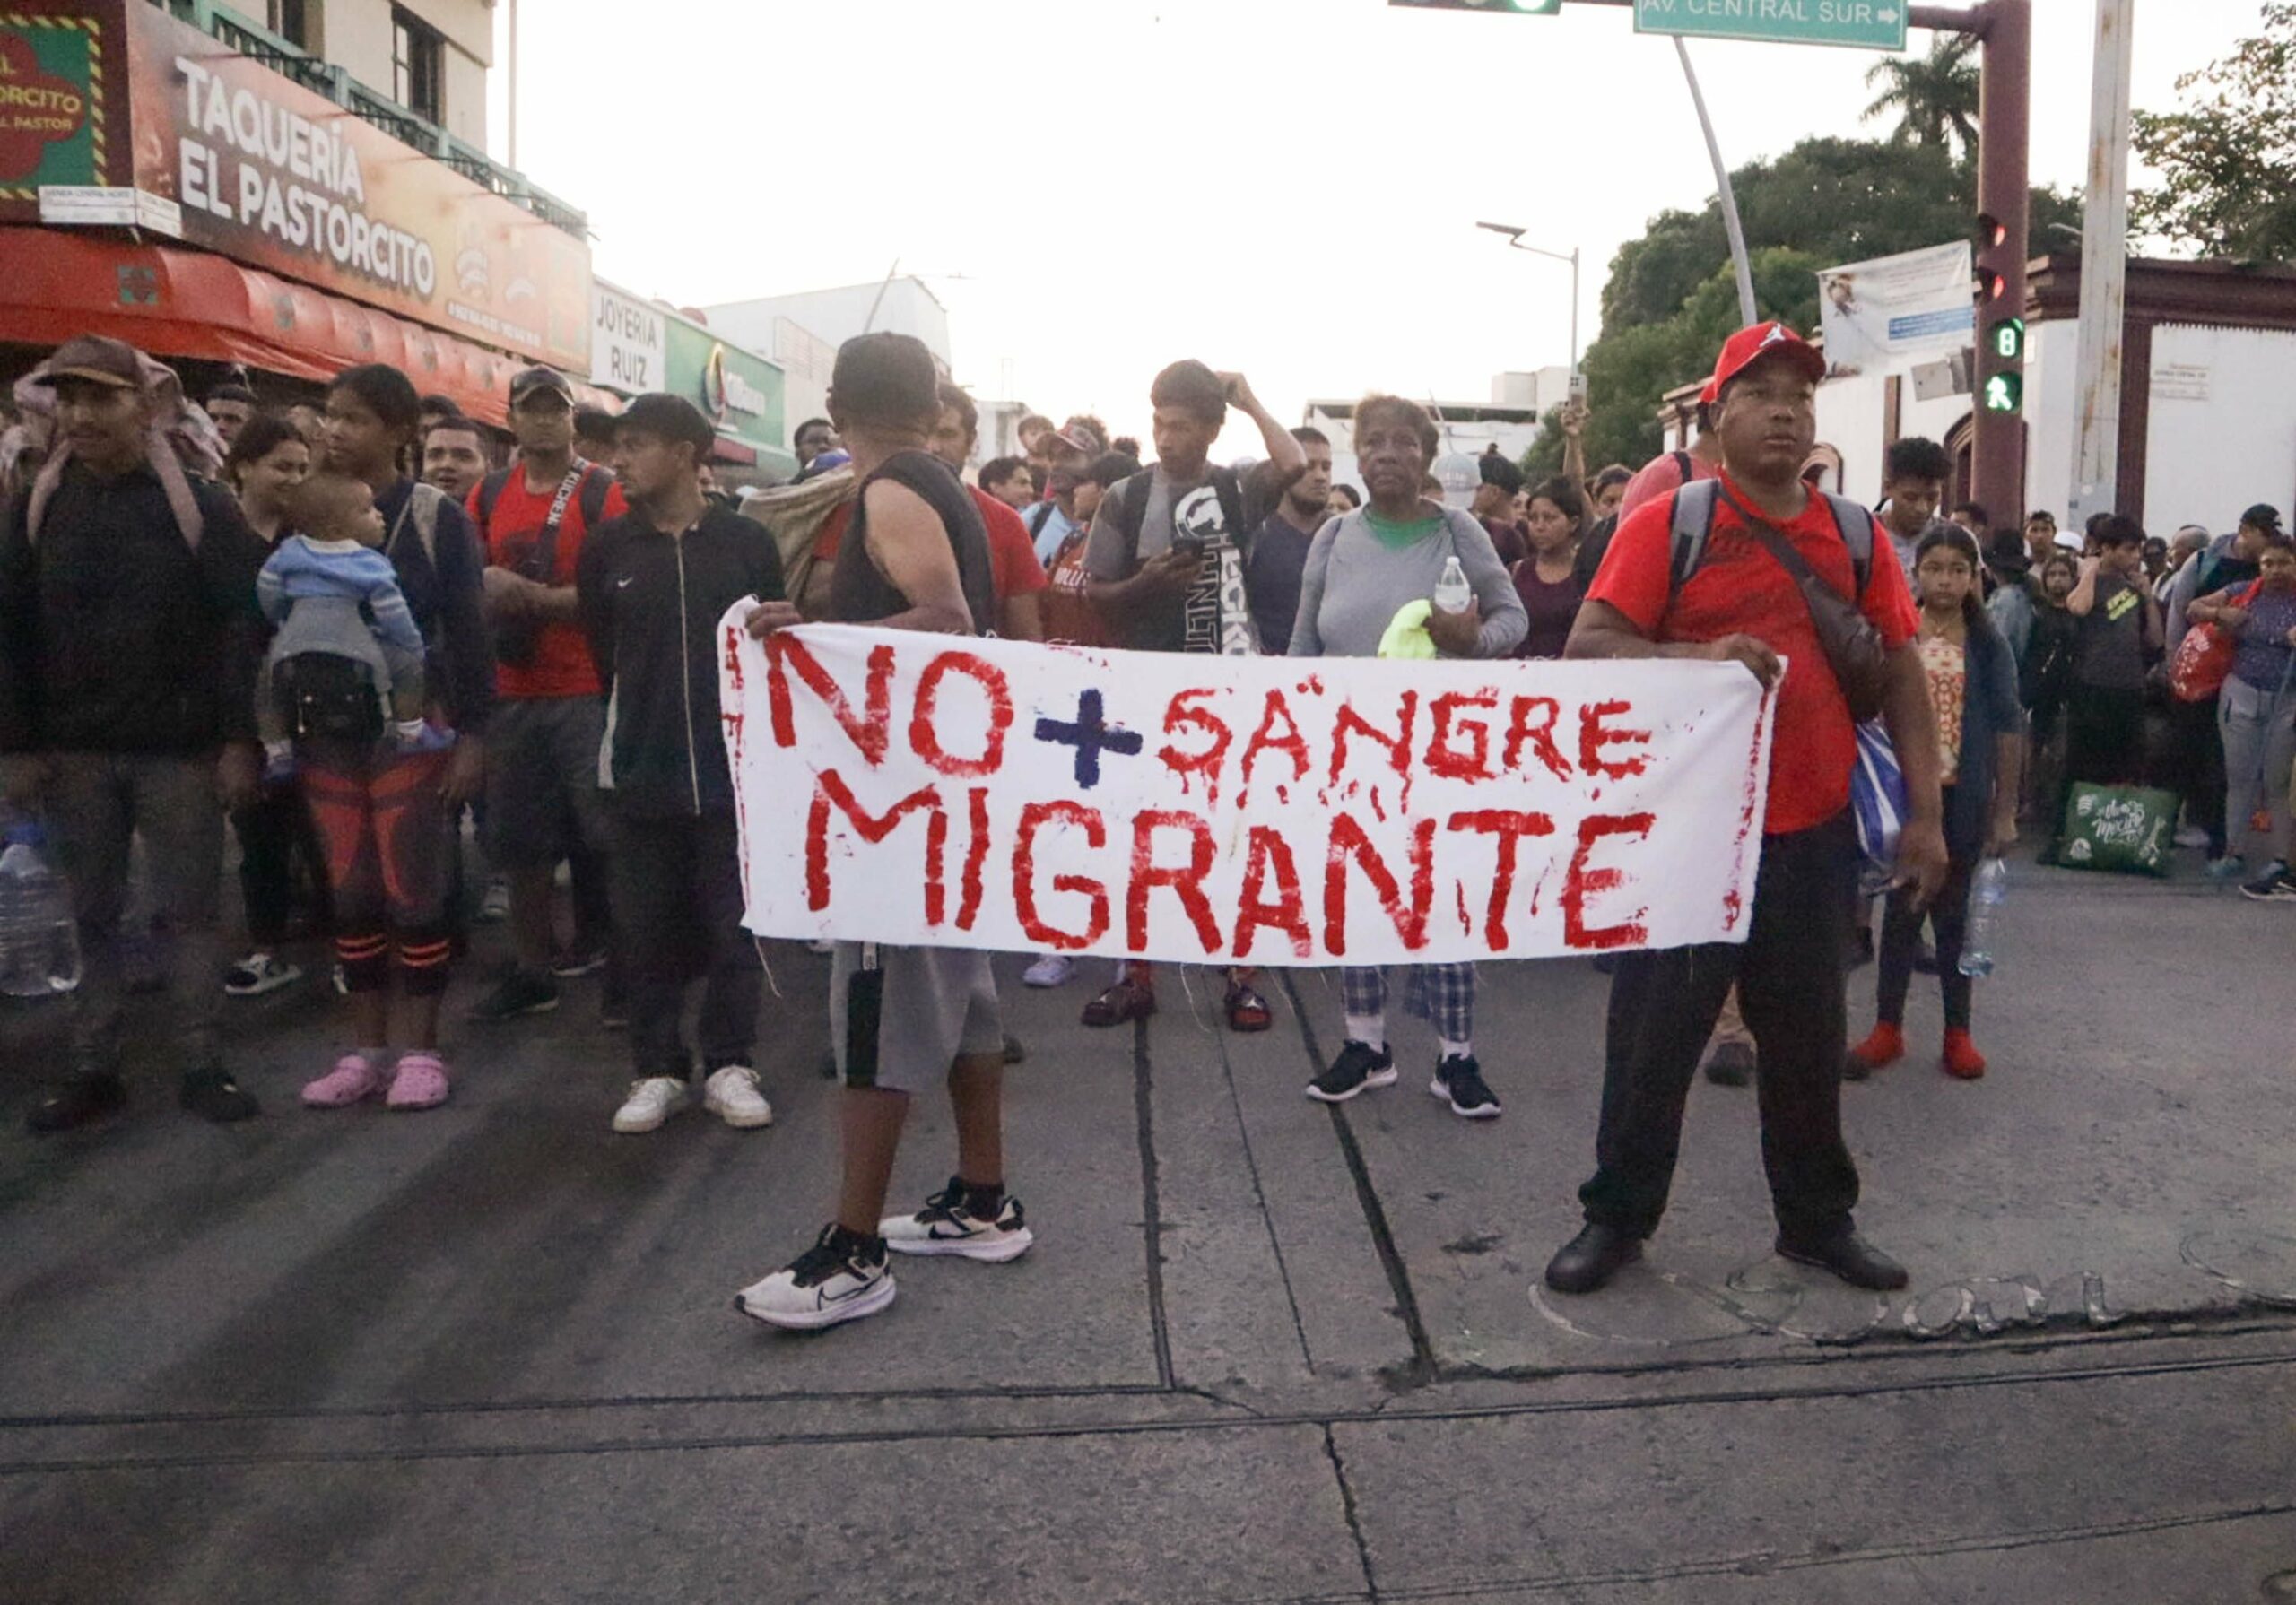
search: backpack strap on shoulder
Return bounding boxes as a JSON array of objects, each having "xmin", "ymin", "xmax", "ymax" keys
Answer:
[
  {"xmin": 1115, "ymin": 471, "xmax": 1154, "ymax": 563},
  {"xmin": 1026, "ymin": 499, "xmax": 1056, "ymax": 539},
  {"xmin": 1822, "ymin": 492, "xmax": 1874, "ymax": 598},
  {"xmin": 577, "ymin": 464, "xmax": 610, "ymax": 530},
  {"xmin": 1667, "ymin": 478, "xmax": 1720, "ymax": 600},
  {"xmin": 475, "ymin": 469, "xmax": 511, "ymax": 537}
]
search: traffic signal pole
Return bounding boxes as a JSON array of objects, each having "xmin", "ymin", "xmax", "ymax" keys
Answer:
[
  {"xmin": 1913, "ymin": 1, "xmax": 2031, "ymax": 525},
  {"xmin": 2068, "ymin": 0, "xmax": 2136, "ymax": 531}
]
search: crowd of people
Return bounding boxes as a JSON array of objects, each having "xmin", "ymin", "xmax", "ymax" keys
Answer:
[{"xmin": 2, "ymin": 315, "xmax": 2287, "ymax": 1332}]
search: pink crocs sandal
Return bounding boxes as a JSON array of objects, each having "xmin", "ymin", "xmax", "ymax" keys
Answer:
[
  {"xmin": 302, "ymin": 1054, "xmax": 386, "ymax": 1109},
  {"xmin": 385, "ymin": 1052, "xmax": 451, "ymax": 1111}
]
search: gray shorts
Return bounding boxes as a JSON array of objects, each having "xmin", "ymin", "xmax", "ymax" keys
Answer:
[
  {"xmin": 483, "ymin": 696, "xmax": 611, "ymax": 865},
  {"xmin": 831, "ymin": 943, "xmax": 1004, "ymax": 1093}
]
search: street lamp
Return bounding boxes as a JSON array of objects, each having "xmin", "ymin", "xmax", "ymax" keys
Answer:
[{"xmin": 1476, "ymin": 221, "xmax": 1580, "ymax": 386}]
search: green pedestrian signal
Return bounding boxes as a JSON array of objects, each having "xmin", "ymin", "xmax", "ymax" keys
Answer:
[
  {"xmin": 1985, "ymin": 373, "xmax": 2022, "ymax": 414},
  {"xmin": 1992, "ymin": 318, "xmax": 2026, "ymax": 362},
  {"xmin": 1388, "ymin": 0, "xmax": 1562, "ymax": 13}
]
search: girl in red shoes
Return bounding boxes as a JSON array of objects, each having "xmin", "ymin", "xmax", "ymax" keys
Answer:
[{"xmin": 1848, "ymin": 524, "xmax": 2025, "ymax": 1083}]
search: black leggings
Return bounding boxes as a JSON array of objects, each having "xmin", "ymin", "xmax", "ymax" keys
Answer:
[{"xmin": 1878, "ymin": 801, "xmax": 1975, "ymax": 1032}]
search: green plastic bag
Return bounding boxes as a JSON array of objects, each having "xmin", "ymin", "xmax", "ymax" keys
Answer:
[{"xmin": 2057, "ymin": 784, "xmax": 2179, "ymax": 877}]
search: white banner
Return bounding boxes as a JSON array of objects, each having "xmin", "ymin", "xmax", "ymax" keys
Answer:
[
  {"xmin": 589, "ymin": 282, "xmax": 667, "ymax": 395},
  {"xmin": 1818, "ymin": 241, "xmax": 1975, "ymax": 379},
  {"xmin": 719, "ymin": 620, "xmax": 1779, "ymax": 967}
]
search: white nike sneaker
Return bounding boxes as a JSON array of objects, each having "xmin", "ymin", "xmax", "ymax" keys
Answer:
[
  {"xmin": 880, "ymin": 1177, "xmax": 1034, "ymax": 1262},
  {"xmin": 1022, "ymin": 953, "xmax": 1075, "ymax": 988},
  {"xmin": 734, "ymin": 1226, "xmax": 896, "ymax": 1331},
  {"xmin": 702, "ymin": 1064, "xmax": 772, "ymax": 1129},
  {"xmin": 612, "ymin": 1075, "xmax": 690, "ymax": 1133}
]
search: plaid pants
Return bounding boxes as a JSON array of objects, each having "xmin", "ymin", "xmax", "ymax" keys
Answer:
[{"xmin": 1340, "ymin": 963, "xmax": 1475, "ymax": 1042}]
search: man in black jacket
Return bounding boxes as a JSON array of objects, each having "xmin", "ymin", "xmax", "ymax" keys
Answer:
[
  {"xmin": 576, "ymin": 395, "xmax": 785, "ymax": 1136},
  {"xmin": 0, "ymin": 335, "xmax": 268, "ymax": 1131}
]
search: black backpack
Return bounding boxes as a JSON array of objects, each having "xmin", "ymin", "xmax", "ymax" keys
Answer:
[
  {"xmin": 474, "ymin": 462, "xmax": 611, "ymax": 665},
  {"xmin": 273, "ymin": 653, "xmax": 384, "ymax": 745}
]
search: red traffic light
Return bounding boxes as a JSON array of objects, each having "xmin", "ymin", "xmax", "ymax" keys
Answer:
[{"xmin": 1976, "ymin": 213, "xmax": 2008, "ymax": 251}]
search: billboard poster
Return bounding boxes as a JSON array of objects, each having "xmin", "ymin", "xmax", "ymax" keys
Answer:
[
  {"xmin": 1817, "ymin": 241, "xmax": 1975, "ymax": 379},
  {"xmin": 0, "ymin": 7, "xmax": 111, "ymax": 200},
  {"xmin": 0, "ymin": 0, "xmax": 591, "ymax": 369},
  {"xmin": 590, "ymin": 281, "xmax": 666, "ymax": 395}
]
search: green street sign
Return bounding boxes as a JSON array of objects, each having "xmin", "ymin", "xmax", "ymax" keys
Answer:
[{"xmin": 1633, "ymin": 0, "xmax": 1908, "ymax": 51}]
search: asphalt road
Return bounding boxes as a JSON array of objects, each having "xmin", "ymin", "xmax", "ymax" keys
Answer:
[{"xmin": 3, "ymin": 853, "xmax": 2293, "ymax": 1603}]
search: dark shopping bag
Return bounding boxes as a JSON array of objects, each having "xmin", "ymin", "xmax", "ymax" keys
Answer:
[{"xmin": 2057, "ymin": 783, "xmax": 2179, "ymax": 877}]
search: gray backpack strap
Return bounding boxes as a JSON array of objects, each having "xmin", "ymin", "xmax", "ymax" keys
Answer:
[
  {"xmin": 1667, "ymin": 478, "xmax": 1720, "ymax": 599},
  {"xmin": 1822, "ymin": 492, "xmax": 1874, "ymax": 597}
]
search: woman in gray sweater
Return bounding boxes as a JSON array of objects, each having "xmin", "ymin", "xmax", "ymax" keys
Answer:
[{"xmin": 1289, "ymin": 395, "xmax": 1528, "ymax": 1118}]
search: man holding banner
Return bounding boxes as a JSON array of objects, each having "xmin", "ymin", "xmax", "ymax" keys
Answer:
[
  {"xmin": 1544, "ymin": 322, "xmax": 1947, "ymax": 1299},
  {"xmin": 734, "ymin": 333, "xmax": 1026, "ymax": 1333}
]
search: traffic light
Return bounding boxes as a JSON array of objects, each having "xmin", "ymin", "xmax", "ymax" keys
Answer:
[
  {"xmin": 1388, "ymin": 0, "xmax": 1562, "ymax": 13},
  {"xmin": 1973, "ymin": 212, "xmax": 2024, "ymax": 415}
]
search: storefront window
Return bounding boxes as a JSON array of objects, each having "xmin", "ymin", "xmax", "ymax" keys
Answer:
[
  {"xmin": 266, "ymin": 0, "xmax": 311, "ymax": 49},
  {"xmin": 392, "ymin": 7, "xmax": 443, "ymax": 125}
]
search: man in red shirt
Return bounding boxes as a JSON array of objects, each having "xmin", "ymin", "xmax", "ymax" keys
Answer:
[
  {"xmin": 467, "ymin": 367, "xmax": 629, "ymax": 1020},
  {"xmin": 928, "ymin": 382, "xmax": 1048, "ymax": 642},
  {"xmin": 1545, "ymin": 322, "xmax": 1946, "ymax": 1297}
]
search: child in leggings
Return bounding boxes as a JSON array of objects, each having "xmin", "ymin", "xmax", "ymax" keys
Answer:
[{"xmin": 1848, "ymin": 524, "xmax": 2025, "ymax": 1081}]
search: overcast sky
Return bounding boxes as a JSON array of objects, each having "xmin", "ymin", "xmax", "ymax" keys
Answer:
[{"xmin": 496, "ymin": 0, "xmax": 2255, "ymax": 451}]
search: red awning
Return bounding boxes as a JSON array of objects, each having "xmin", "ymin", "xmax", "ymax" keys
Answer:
[
  {"xmin": 0, "ymin": 227, "xmax": 618, "ymax": 427},
  {"xmin": 709, "ymin": 434, "xmax": 758, "ymax": 466}
]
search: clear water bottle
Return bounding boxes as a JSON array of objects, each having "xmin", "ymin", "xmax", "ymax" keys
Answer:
[
  {"xmin": 1958, "ymin": 856, "xmax": 2008, "ymax": 979},
  {"xmin": 1434, "ymin": 555, "xmax": 1473, "ymax": 614},
  {"xmin": 0, "ymin": 822, "xmax": 82, "ymax": 998}
]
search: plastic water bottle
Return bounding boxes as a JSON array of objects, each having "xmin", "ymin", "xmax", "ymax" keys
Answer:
[
  {"xmin": 1434, "ymin": 555, "xmax": 1473, "ymax": 614},
  {"xmin": 1958, "ymin": 857, "xmax": 2008, "ymax": 979},
  {"xmin": 0, "ymin": 822, "xmax": 82, "ymax": 999}
]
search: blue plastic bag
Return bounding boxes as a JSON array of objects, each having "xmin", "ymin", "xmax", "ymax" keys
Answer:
[{"xmin": 1850, "ymin": 719, "xmax": 1907, "ymax": 895}]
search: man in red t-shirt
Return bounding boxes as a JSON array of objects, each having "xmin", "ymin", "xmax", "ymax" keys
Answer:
[
  {"xmin": 1544, "ymin": 321, "xmax": 1946, "ymax": 1298},
  {"xmin": 929, "ymin": 382, "xmax": 1048, "ymax": 643},
  {"xmin": 467, "ymin": 367, "xmax": 630, "ymax": 1021}
]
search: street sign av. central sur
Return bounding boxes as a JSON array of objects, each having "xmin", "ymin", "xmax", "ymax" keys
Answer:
[{"xmin": 1633, "ymin": 0, "xmax": 1909, "ymax": 51}]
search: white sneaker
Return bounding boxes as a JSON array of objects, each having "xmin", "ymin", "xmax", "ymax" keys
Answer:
[
  {"xmin": 612, "ymin": 1075, "xmax": 690, "ymax": 1133},
  {"xmin": 880, "ymin": 1177, "xmax": 1034, "ymax": 1262},
  {"xmin": 1022, "ymin": 953, "xmax": 1075, "ymax": 988},
  {"xmin": 734, "ymin": 1226, "xmax": 896, "ymax": 1331},
  {"xmin": 223, "ymin": 951, "xmax": 302, "ymax": 997},
  {"xmin": 702, "ymin": 1064, "xmax": 772, "ymax": 1128}
]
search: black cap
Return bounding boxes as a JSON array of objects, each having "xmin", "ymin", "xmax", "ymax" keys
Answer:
[
  {"xmin": 573, "ymin": 405, "xmax": 618, "ymax": 438},
  {"xmin": 613, "ymin": 393, "xmax": 715, "ymax": 455},
  {"xmin": 508, "ymin": 366, "xmax": 575, "ymax": 407},
  {"xmin": 1984, "ymin": 529, "xmax": 2031, "ymax": 577},
  {"xmin": 1477, "ymin": 451, "xmax": 1526, "ymax": 496},
  {"xmin": 2240, "ymin": 503, "xmax": 2283, "ymax": 533}
]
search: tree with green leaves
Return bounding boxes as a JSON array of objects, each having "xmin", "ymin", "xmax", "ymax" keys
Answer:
[
  {"xmin": 2132, "ymin": 4, "xmax": 2296, "ymax": 263},
  {"xmin": 1862, "ymin": 35, "xmax": 1980, "ymax": 160},
  {"xmin": 1568, "ymin": 136, "xmax": 2079, "ymax": 476}
]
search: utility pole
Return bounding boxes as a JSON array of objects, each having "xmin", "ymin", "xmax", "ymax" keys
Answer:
[
  {"xmin": 1913, "ymin": 0, "xmax": 2031, "ymax": 530},
  {"xmin": 1674, "ymin": 37, "xmax": 1758, "ymax": 325},
  {"xmin": 505, "ymin": 0, "xmax": 518, "ymax": 169},
  {"xmin": 2069, "ymin": 0, "xmax": 2136, "ymax": 528}
]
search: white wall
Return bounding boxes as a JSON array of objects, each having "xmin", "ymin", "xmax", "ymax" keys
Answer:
[
  {"xmin": 313, "ymin": 0, "xmax": 492, "ymax": 148},
  {"xmin": 1813, "ymin": 365, "xmax": 1971, "ymax": 508},
  {"xmin": 2142, "ymin": 324, "xmax": 2296, "ymax": 535},
  {"xmin": 702, "ymin": 281, "xmax": 953, "ymax": 376}
]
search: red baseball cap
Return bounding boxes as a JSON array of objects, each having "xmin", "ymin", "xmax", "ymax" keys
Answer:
[{"xmin": 1708, "ymin": 321, "xmax": 1825, "ymax": 401}]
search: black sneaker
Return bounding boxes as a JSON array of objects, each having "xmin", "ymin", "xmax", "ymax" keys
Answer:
[
  {"xmin": 25, "ymin": 1073, "xmax": 126, "ymax": 1135},
  {"xmin": 2239, "ymin": 863, "xmax": 2296, "ymax": 903},
  {"xmin": 549, "ymin": 944, "xmax": 610, "ymax": 979},
  {"xmin": 1703, "ymin": 1041, "xmax": 1755, "ymax": 1088},
  {"xmin": 469, "ymin": 970, "xmax": 560, "ymax": 1021},
  {"xmin": 1308, "ymin": 1040, "xmax": 1396, "ymax": 1103},
  {"xmin": 1430, "ymin": 1054, "xmax": 1500, "ymax": 1119},
  {"xmin": 180, "ymin": 1067, "xmax": 260, "ymax": 1124}
]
